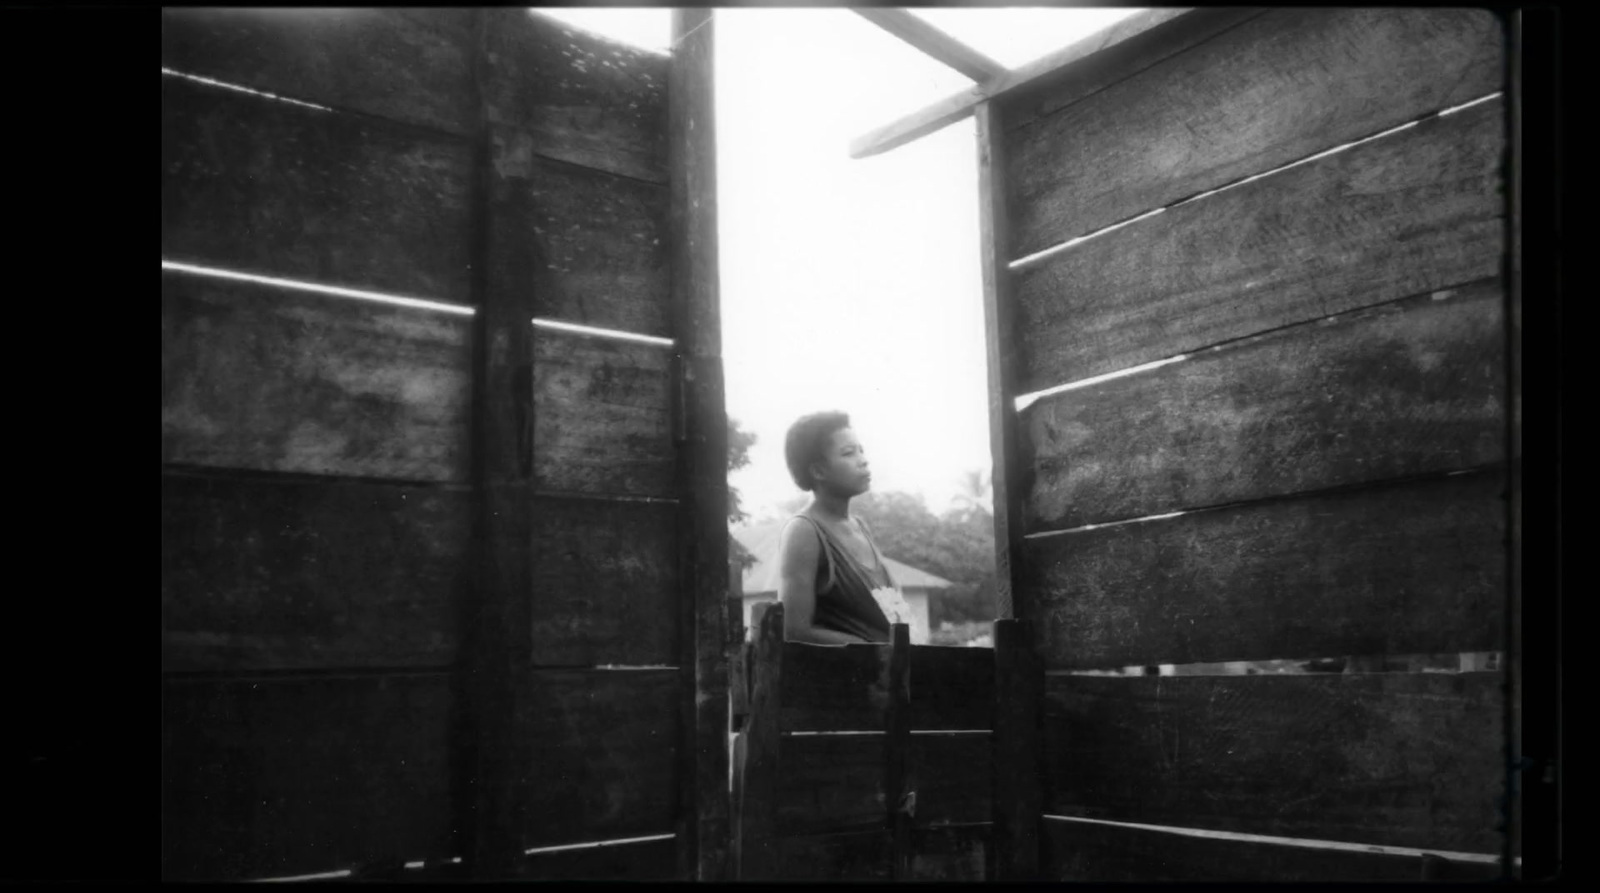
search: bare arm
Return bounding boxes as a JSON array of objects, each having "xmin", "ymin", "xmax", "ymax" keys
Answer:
[{"xmin": 778, "ymin": 519, "xmax": 868, "ymax": 646}]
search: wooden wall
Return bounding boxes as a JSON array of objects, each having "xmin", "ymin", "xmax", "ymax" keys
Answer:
[
  {"xmin": 162, "ymin": 9, "xmax": 724, "ymax": 881},
  {"xmin": 979, "ymin": 8, "xmax": 1514, "ymax": 881}
]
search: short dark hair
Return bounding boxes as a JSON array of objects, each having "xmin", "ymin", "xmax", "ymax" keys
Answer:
[{"xmin": 784, "ymin": 411, "xmax": 851, "ymax": 491}]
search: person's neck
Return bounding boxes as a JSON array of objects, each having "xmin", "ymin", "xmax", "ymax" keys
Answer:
[{"xmin": 808, "ymin": 490, "xmax": 851, "ymax": 522}]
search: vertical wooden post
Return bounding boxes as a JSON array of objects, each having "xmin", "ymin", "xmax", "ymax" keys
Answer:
[
  {"xmin": 992, "ymin": 618, "xmax": 1042, "ymax": 880},
  {"xmin": 884, "ymin": 623, "xmax": 913, "ymax": 880},
  {"xmin": 975, "ymin": 99, "xmax": 1029, "ymax": 625},
  {"xmin": 739, "ymin": 604, "xmax": 786, "ymax": 880},
  {"xmin": 669, "ymin": 7, "xmax": 730, "ymax": 882},
  {"xmin": 463, "ymin": 8, "xmax": 534, "ymax": 878}
]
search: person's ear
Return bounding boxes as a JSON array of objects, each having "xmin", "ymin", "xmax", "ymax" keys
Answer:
[{"xmin": 809, "ymin": 460, "xmax": 827, "ymax": 486}]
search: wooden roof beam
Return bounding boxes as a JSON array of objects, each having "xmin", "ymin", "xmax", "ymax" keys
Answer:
[
  {"xmin": 850, "ymin": 8, "xmax": 1202, "ymax": 159},
  {"xmin": 852, "ymin": 8, "xmax": 1007, "ymax": 83}
]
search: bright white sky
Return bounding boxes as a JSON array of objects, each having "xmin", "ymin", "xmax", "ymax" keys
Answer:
[{"xmin": 535, "ymin": 7, "xmax": 1143, "ymax": 519}]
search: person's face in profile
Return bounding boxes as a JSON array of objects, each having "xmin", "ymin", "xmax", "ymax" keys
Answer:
[{"xmin": 811, "ymin": 427, "xmax": 872, "ymax": 497}]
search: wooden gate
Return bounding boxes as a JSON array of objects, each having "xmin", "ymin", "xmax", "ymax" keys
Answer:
[
  {"xmin": 161, "ymin": 8, "xmax": 728, "ymax": 880},
  {"xmin": 976, "ymin": 8, "xmax": 1519, "ymax": 881}
]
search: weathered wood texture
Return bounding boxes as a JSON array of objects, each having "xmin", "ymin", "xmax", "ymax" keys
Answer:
[
  {"xmin": 483, "ymin": 9, "xmax": 668, "ymax": 184},
  {"xmin": 1041, "ymin": 673, "xmax": 1506, "ymax": 853},
  {"xmin": 775, "ymin": 831, "xmax": 892, "ymax": 881},
  {"xmin": 910, "ymin": 645, "xmax": 996, "ymax": 730},
  {"xmin": 991, "ymin": 620, "xmax": 1042, "ymax": 880},
  {"xmin": 737, "ymin": 604, "xmax": 785, "ymax": 879},
  {"xmin": 161, "ymin": 471, "xmax": 467, "ymax": 672},
  {"xmin": 906, "ymin": 734, "xmax": 993, "ymax": 827},
  {"xmin": 885, "ymin": 624, "xmax": 913, "ymax": 879},
  {"xmin": 528, "ymin": 497, "xmax": 679, "ymax": 666},
  {"xmin": 488, "ymin": 150, "xmax": 671, "ymax": 337},
  {"xmin": 851, "ymin": 8, "xmax": 1005, "ymax": 81},
  {"xmin": 910, "ymin": 825, "xmax": 991, "ymax": 881},
  {"xmin": 1025, "ymin": 470, "xmax": 1506, "ymax": 670},
  {"xmin": 532, "ymin": 333, "xmax": 674, "ymax": 497},
  {"xmin": 777, "ymin": 735, "xmax": 888, "ymax": 836},
  {"xmin": 1020, "ymin": 280, "xmax": 1507, "ymax": 531},
  {"xmin": 670, "ymin": 12, "xmax": 730, "ymax": 873},
  {"xmin": 1014, "ymin": 97, "xmax": 1506, "ymax": 390},
  {"xmin": 161, "ymin": 274, "xmax": 472, "ymax": 480},
  {"xmin": 517, "ymin": 836, "xmax": 679, "ymax": 880},
  {"xmin": 975, "ymin": 101, "xmax": 1026, "ymax": 622},
  {"xmin": 162, "ymin": 674, "xmax": 456, "ymax": 880},
  {"xmin": 1040, "ymin": 819, "xmax": 1501, "ymax": 882},
  {"xmin": 1006, "ymin": 8, "xmax": 1505, "ymax": 256},
  {"xmin": 517, "ymin": 670, "xmax": 680, "ymax": 849},
  {"xmin": 778, "ymin": 643, "xmax": 992, "ymax": 732},
  {"xmin": 162, "ymin": 77, "xmax": 473, "ymax": 301},
  {"xmin": 160, "ymin": 8, "xmax": 476, "ymax": 135}
]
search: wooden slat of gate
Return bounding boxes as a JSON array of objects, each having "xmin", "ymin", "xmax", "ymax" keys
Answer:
[
  {"xmin": 1005, "ymin": 7, "xmax": 1504, "ymax": 257},
  {"xmin": 779, "ymin": 642, "xmax": 890, "ymax": 732},
  {"xmin": 161, "ymin": 77, "xmax": 473, "ymax": 302},
  {"xmin": 910, "ymin": 825, "xmax": 991, "ymax": 881},
  {"xmin": 531, "ymin": 332, "xmax": 675, "ymax": 498},
  {"xmin": 1024, "ymin": 471, "xmax": 1506, "ymax": 670},
  {"xmin": 160, "ymin": 8, "xmax": 476, "ymax": 136},
  {"xmin": 484, "ymin": 9, "xmax": 669, "ymax": 185},
  {"xmin": 1040, "ymin": 673, "xmax": 1505, "ymax": 854},
  {"xmin": 776, "ymin": 831, "xmax": 893, "ymax": 881},
  {"xmin": 909, "ymin": 646, "xmax": 995, "ymax": 730},
  {"xmin": 1013, "ymin": 97, "xmax": 1505, "ymax": 391},
  {"xmin": 1040, "ymin": 819, "xmax": 1500, "ymax": 882},
  {"xmin": 906, "ymin": 734, "xmax": 992, "ymax": 827},
  {"xmin": 161, "ymin": 471, "xmax": 468, "ymax": 672},
  {"xmin": 517, "ymin": 670, "xmax": 681, "ymax": 849},
  {"xmin": 518, "ymin": 836, "xmax": 679, "ymax": 880},
  {"xmin": 1020, "ymin": 280, "xmax": 1507, "ymax": 531},
  {"xmin": 528, "ymin": 497, "xmax": 680, "ymax": 667},
  {"xmin": 161, "ymin": 275, "xmax": 472, "ymax": 481},
  {"xmin": 161, "ymin": 673, "xmax": 456, "ymax": 880},
  {"xmin": 776, "ymin": 735, "xmax": 888, "ymax": 836}
]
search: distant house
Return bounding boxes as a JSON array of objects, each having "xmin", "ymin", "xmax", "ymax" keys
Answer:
[{"xmin": 731, "ymin": 519, "xmax": 953, "ymax": 644}]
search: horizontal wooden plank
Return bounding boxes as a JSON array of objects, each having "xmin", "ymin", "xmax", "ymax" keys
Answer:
[
  {"xmin": 906, "ymin": 735, "xmax": 992, "ymax": 828},
  {"xmin": 910, "ymin": 824, "xmax": 991, "ymax": 881},
  {"xmin": 484, "ymin": 9, "xmax": 669, "ymax": 184},
  {"xmin": 775, "ymin": 830, "xmax": 892, "ymax": 881},
  {"xmin": 532, "ymin": 332, "xmax": 675, "ymax": 498},
  {"xmin": 1025, "ymin": 470, "xmax": 1507, "ymax": 669},
  {"xmin": 161, "ymin": 274, "xmax": 472, "ymax": 480},
  {"xmin": 518, "ymin": 670, "xmax": 680, "ymax": 849},
  {"xmin": 161, "ymin": 471, "xmax": 467, "ymax": 671},
  {"xmin": 1041, "ymin": 819, "xmax": 1500, "ymax": 882},
  {"xmin": 780, "ymin": 642, "xmax": 890, "ymax": 732},
  {"xmin": 161, "ymin": 8, "xmax": 475, "ymax": 135},
  {"xmin": 162, "ymin": 76, "xmax": 473, "ymax": 301},
  {"xmin": 910, "ymin": 646, "xmax": 995, "ymax": 731},
  {"xmin": 488, "ymin": 153, "xmax": 672, "ymax": 336},
  {"xmin": 1041, "ymin": 673, "xmax": 1506, "ymax": 853},
  {"xmin": 162, "ymin": 673, "xmax": 455, "ymax": 880},
  {"xmin": 1020, "ymin": 281, "xmax": 1506, "ymax": 531},
  {"xmin": 517, "ymin": 836, "xmax": 679, "ymax": 880},
  {"xmin": 777, "ymin": 734, "xmax": 887, "ymax": 836},
  {"xmin": 1006, "ymin": 7, "xmax": 1505, "ymax": 256},
  {"xmin": 530, "ymin": 497, "xmax": 679, "ymax": 666},
  {"xmin": 1015, "ymin": 97, "xmax": 1505, "ymax": 391}
]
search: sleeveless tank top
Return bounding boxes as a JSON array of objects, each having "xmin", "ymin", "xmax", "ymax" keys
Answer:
[{"xmin": 786, "ymin": 514, "xmax": 895, "ymax": 643}]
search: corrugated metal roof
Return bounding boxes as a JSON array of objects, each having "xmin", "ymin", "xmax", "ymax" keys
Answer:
[{"xmin": 732, "ymin": 518, "xmax": 955, "ymax": 596}]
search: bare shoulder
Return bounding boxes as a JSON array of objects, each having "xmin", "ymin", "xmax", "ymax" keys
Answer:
[{"xmin": 779, "ymin": 515, "xmax": 822, "ymax": 560}]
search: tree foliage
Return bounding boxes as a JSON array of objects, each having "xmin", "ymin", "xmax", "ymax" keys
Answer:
[{"xmin": 727, "ymin": 417, "xmax": 758, "ymax": 576}]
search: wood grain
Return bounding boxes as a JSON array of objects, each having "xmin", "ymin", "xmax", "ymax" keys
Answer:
[
  {"xmin": 162, "ymin": 673, "xmax": 456, "ymax": 880},
  {"xmin": 161, "ymin": 8, "xmax": 475, "ymax": 135},
  {"xmin": 910, "ymin": 824, "xmax": 991, "ymax": 881},
  {"xmin": 532, "ymin": 331, "xmax": 675, "ymax": 498},
  {"xmin": 906, "ymin": 734, "xmax": 993, "ymax": 828},
  {"xmin": 777, "ymin": 734, "xmax": 888, "ymax": 837},
  {"xmin": 775, "ymin": 830, "xmax": 892, "ymax": 881},
  {"xmin": 779, "ymin": 641, "xmax": 891, "ymax": 733},
  {"xmin": 737, "ymin": 604, "xmax": 785, "ymax": 878},
  {"xmin": 529, "ymin": 497, "xmax": 680, "ymax": 667},
  {"xmin": 991, "ymin": 620, "xmax": 1042, "ymax": 880},
  {"xmin": 1013, "ymin": 97, "xmax": 1506, "ymax": 391},
  {"xmin": 1020, "ymin": 280, "xmax": 1507, "ymax": 531},
  {"xmin": 161, "ymin": 273, "xmax": 471, "ymax": 481},
  {"xmin": 1006, "ymin": 7, "xmax": 1505, "ymax": 256},
  {"xmin": 910, "ymin": 645, "xmax": 996, "ymax": 731},
  {"xmin": 162, "ymin": 76, "xmax": 473, "ymax": 301},
  {"xmin": 487, "ymin": 149, "xmax": 671, "ymax": 337},
  {"xmin": 518, "ymin": 670, "xmax": 680, "ymax": 849},
  {"xmin": 1041, "ymin": 819, "xmax": 1501, "ymax": 881},
  {"xmin": 483, "ymin": 9, "xmax": 669, "ymax": 184},
  {"xmin": 1025, "ymin": 470, "xmax": 1507, "ymax": 670},
  {"xmin": 517, "ymin": 836, "xmax": 679, "ymax": 880},
  {"xmin": 161, "ymin": 471, "xmax": 468, "ymax": 671},
  {"xmin": 1040, "ymin": 673, "xmax": 1507, "ymax": 853}
]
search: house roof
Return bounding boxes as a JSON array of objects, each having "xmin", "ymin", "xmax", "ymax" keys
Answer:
[{"xmin": 733, "ymin": 519, "xmax": 955, "ymax": 596}]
